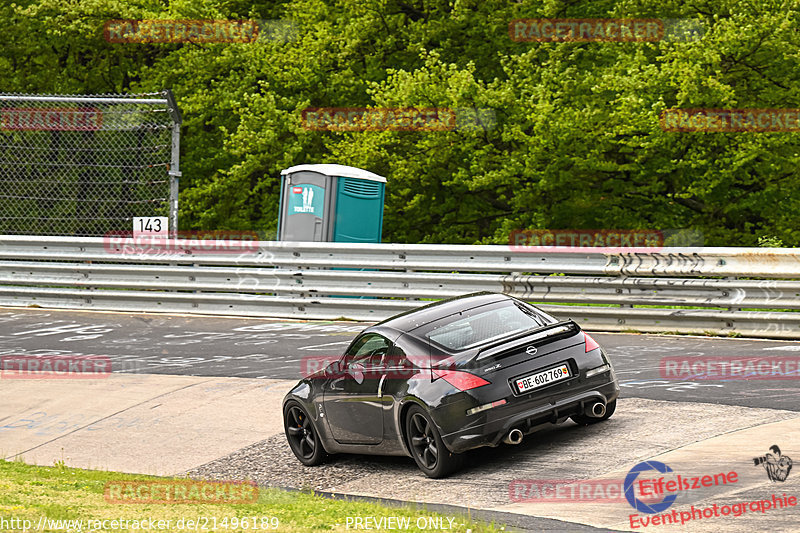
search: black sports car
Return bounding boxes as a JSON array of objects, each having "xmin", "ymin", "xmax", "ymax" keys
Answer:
[{"xmin": 283, "ymin": 292, "xmax": 619, "ymax": 478}]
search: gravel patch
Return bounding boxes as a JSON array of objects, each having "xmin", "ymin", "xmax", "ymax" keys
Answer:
[
  {"xmin": 183, "ymin": 398, "xmax": 799, "ymax": 512},
  {"xmin": 183, "ymin": 433, "xmax": 621, "ymax": 531},
  {"xmin": 185, "ymin": 433, "xmax": 418, "ymax": 492}
]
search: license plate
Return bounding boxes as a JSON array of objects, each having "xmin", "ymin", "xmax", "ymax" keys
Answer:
[{"xmin": 514, "ymin": 363, "xmax": 571, "ymax": 393}]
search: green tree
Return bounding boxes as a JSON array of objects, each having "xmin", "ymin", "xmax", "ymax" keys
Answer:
[{"xmin": 1, "ymin": 0, "xmax": 798, "ymax": 245}]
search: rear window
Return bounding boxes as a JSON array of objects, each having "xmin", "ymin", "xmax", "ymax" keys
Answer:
[{"xmin": 418, "ymin": 300, "xmax": 557, "ymax": 351}]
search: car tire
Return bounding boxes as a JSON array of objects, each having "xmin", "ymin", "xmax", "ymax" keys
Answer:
[
  {"xmin": 284, "ymin": 401, "xmax": 328, "ymax": 466},
  {"xmin": 405, "ymin": 404, "xmax": 462, "ymax": 478},
  {"xmin": 571, "ymin": 398, "xmax": 617, "ymax": 426}
]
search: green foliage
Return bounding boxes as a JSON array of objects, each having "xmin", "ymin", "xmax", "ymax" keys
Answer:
[
  {"xmin": 758, "ymin": 235, "xmax": 785, "ymax": 247},
  {"xmin": 1, "ymin": 0, "xmax": 799, "ymax": 245},
  {"xmin": 0, "ymin": 459, "xmax": 497, "ymax": 531}
]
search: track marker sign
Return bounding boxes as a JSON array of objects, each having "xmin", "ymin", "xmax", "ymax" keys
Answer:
[{"xmin": 133, "ymin": 217, "xmax": 168, "ymax": 237}]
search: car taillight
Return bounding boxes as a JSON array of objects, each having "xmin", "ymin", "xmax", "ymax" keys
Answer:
[
  {"xmin": 432, "ymin": 369, "xmax": 490, "ymax": 391},
  {"xmin": 584, "ymin": 332, "xmax": 600, "ymax": 352}
]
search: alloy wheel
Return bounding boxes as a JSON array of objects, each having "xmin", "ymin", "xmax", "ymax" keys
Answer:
[
  {"xmin": 286, "ymin": 405, "xmax": 317, "ymax": 459},
  {"xmin": 409, "ymin": 412, "xmax": 439, "ymax": 469}
]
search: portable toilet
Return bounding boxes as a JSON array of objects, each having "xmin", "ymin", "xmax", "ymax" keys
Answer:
[{"xmin": 277, "ymin": 164, "xmax": 386, "ymax": 243}]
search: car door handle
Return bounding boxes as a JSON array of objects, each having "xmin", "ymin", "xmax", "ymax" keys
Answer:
[
  {"xmin": 330, "ymin": 378, "xmax": 344, "ymax": 391},
  {"xmin": 377, "ymin": 375, "xmax": 387, "ymax": 398}
]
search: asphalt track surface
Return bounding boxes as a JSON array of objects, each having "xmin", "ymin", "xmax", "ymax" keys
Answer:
[
  {"xmin": 1, "ymin": 307, "xmax": 799, "ymax": 533},
  {"xmin": 0, "ymin": 308, "xmax": 798, "ymax": 411}
]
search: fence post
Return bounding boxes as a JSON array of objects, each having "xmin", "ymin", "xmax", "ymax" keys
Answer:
[{"xmin": 165, "ymin": 90, "xmax": 182, "ymax": 238}]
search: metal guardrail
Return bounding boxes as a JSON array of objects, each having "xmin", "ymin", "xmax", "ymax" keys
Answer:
[{"xmin": 0, "ymin": 235, "xmax": 799, "ymax": 338}]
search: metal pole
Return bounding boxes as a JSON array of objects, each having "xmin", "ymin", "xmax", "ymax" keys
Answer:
[
  {"xmin": 169, "ymin": 125, "xmax": 180, "ymax": 238},
  {"xmin": 165, "ymin": 90, "xmax": 182, "ymax": 238}
]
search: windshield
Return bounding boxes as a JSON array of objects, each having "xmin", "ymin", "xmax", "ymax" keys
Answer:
[{"xmin": 418, "ymin": 300, "xmax": 557, "ymax": 351}]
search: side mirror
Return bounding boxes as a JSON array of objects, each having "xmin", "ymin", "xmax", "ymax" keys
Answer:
[
  {"xmin": 349, "ymin": 362, "xmax": 365, "ymax": 384},
  {"xmin": 324, "ymin": 361, "xmax": 343, "ymax": 376}
]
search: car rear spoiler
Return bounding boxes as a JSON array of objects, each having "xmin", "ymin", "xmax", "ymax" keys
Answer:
[{"xmin": 475, "ymin": 320, "xmax": 580, "ymax": 361}]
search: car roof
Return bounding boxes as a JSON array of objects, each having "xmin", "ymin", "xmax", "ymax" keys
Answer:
[{"xmin": 374, "ymin": 291, "xmax": 512, "ymax": 333}]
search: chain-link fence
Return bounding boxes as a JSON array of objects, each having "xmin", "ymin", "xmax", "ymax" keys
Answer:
[{"xmin": 0, "ymin": 91, "xmax": 180, "ymax": 236}]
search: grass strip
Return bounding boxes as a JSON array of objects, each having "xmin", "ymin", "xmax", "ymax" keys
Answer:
[{"xmin": 0, "ymin": 459, "xmax": 501, "ymax": 532}]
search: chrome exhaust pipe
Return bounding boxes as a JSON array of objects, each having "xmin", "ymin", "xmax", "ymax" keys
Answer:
[
  {"xmin": 588, "ymin": 401, "xmax": 606, "ymax": 418},
  {"xmin": 503, "ymin": 428, "xmax": 524, "ymax": 445}
]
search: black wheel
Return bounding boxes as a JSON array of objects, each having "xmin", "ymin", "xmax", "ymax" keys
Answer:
[
  {"xmin": 284, "ymin": 402, "xmax": 328, "ymax": 466},
  {"xmin": 571, "ymin": 399, "xmax": 617, "ymax": 426},
  {"xmin": 405, "ymin": 404, "xmax": 462, "ymax": 478}
]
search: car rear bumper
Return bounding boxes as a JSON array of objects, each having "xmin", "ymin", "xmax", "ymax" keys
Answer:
[{"xmin": 438, "ymin": 376, "xmax": 619, "ymax": 454}]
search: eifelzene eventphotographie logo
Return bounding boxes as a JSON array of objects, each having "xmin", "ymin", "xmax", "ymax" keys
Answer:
[{"xmin": 754, "ymin": 445, "xmax": 793, "ymax": 482}]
